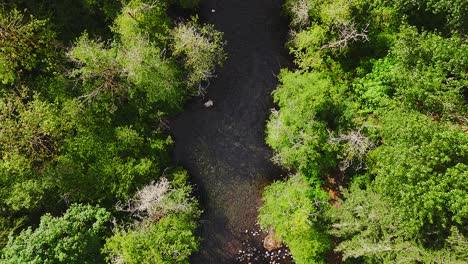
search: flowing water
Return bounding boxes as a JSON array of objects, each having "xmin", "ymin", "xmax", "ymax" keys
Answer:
[{"xmin": 170, "ymin": 0, "xmax": 291, "ymax": 262}]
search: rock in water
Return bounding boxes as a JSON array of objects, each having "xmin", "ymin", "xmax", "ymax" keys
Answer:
[
  {"xmin": 204, "ymin": 100, "xmax": 214, "ymax": 108},
  {"xmin": 263, "ymin": 230, "xmax": 283, "ymax": 251}
]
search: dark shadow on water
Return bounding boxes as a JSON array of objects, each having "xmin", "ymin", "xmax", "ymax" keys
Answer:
[{"xmin": 170, "ymin": 0, "xmax": 292, "ymax": 263}]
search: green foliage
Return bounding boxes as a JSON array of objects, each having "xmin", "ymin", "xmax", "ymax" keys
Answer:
[
  {"xmin": 104, "ymin": 214, "xmax": 199, "ymax": 264},
  {"xmin": 285, "ymin": 0, "xmax": 466, "ymax": 72},
  {"xmin": 0, "ymin": 9, "xmax": 57, "ymax": 86},
  {"xmin": 113, "ymin": 0, "xmax": 172, "ymax": 45},
  {"xmin": 0, "ymin": 3, "xmax": 220, "ymax": 260},
  {"xmin": 330, "ymin": 187, "xmax": 416, "ymax": 262},
  {"xmin": 0, "ymin": 90, "xmax": 172, "ymax": 212},
  {"xmin": 0, "ymin": 94, "xmax": 70, "ymax": 212},
  {"xmin": 329, "ymin": 187, "xmax": 468, "ymax": 263},
  {"xmin": 395, "ymin": 0, "xmax": 468, "ymax": 33},
  {"xmin": 0, "ymin": 0, "xmax": 226, "ymax": 259},
  {"xmin": 51, "ymin": 120, "xmax": 173, "ymax": 204},
  {"xmin": 296, "ymin": 25, "xmax": 467, "ymax": 262},
  {"xmin": 369, "ymin": 110, "xmax": 467, "ymax": 241},
  {"xmin": 356, "ymin": 26, "xmax": 468, "ymax": 121},
  {"xmin": 69, "ymin": 0, "xmax": 186, "ymax": 114},
  {"xmin": 172, "ymin": 17, "xmax": 227, "ymax": 93},
  {"xmin": 1, "ymin": 204, "xmax": 110, "ymax": 264},
  {"xmin": 265, "ymin": 0, "xmax": 468, "ymax": 263},
  {"xmin": 266, "ymin": 70, "xmax": 352, "ymax": 179},
  {"xmin": 67, "ymin": 0, "xmax": 226, "ymax": 113},
  {"xmin": 259, "ymin": 174, "xmax": 331, "ymax": 264},
  {"xmin": 289, "ymin": 24, "xmax": 330, "ymax": 70},
  {"xmin": 286, "ymin": 0, "xmax": 401, "ymax": 71},
  {"xmin": 104, "ymin": 169, "xmax": 201, "ymax": 264}
]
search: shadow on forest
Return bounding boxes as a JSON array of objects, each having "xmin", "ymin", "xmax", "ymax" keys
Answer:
[{"xmin": 3, "ymin": 0, "xmax": 117, "ymax": 43}]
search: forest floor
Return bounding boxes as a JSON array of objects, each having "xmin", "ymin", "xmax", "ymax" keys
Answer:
[{"xmin": 170, "ymin": 0, "xmax": 293, "ymax": 263}]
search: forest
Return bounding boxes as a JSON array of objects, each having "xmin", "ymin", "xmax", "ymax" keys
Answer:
[
  {"xmin": 0, "ymin": 0, "xmax": 225, "ymax": 263},
  {"xmin": 0, "ymin": 0, "xmax": 467, "ymax": 263},
  {"xmin": 260, "ymin": 0, "xmax": 467, "ymax": 263}
]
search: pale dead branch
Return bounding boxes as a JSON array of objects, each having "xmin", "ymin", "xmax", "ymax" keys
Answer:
[{"xmin": 322, "ymin": 22, "xmax": 369, "ymax": 50}]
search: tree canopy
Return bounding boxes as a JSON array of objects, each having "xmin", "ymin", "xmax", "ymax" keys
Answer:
[
  {"xmin": 1, "ymin": 204, "xmax": 110, "ymax": 264},
  {"xmin": 260, "ymin": 0, "xmax": 468, "ymax": 263},
  {"xmin": 0, "ymin": 0, "xmax": 224, "ymax": 261}
]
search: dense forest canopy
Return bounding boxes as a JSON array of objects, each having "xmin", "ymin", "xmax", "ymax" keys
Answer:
[
  {"xmin": 0, "ymin": 0, "xmax": 466, "ymax": 263},
  {"xmin": 260, "ymin": 0, "xmax": 467, "ymax": 263},
  {"xmin": 0, "ymin": 0, "xmax": 224, "ymax": 263}
]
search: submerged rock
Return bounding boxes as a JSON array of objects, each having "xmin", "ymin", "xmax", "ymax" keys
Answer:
[
  {"xmin": 263, "ymin": 230, "xmax": 283, "ymax": 251},
  {"xmin": 204, "ymin": 100, "xmax": 214, "ymax": 108}
]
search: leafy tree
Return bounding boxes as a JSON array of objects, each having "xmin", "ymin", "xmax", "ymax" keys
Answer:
[
  {"xmin": 0, "ymin": 91, "xmax": 171, "ymax": 212},
  {"xmin": 1, "ymin": 204, "xmax": 110, "ymax": 264},
  {"xmin": 266, "ymin": 70, "xmax": 353, "ymax": 179},
  {"xmin": 259, "ymin": 174, "xmax": 331, "ymax": 264},
  {"xmin": 329, "ymin": 187, "xmax": 468, "ymax": 263},
  {"xmin": 105, "ymin": 214, "xmax": 199, "ymax": 264},
  {"xmin": 104, "ymin": 169, "xmax": 201, "ymax": 264},
  {"xmin": 50, "ymin": 122, "xmax": 173, "ymax": 204},
  {"xmin": 68, "ymin": 0, "xmax": 185, "ymax": 114},
  {"xmin": 69, "ymin": 0, "xmax": 227, "ymax": 109},
  {"xmin": 171, "ymin": 17, "xmax": 226, "ymax": 94},
  {"xmin": 369, "ymin": 110, "xmax": 467, "ymax": 242},
  {"xmin": 355, "ymin": 26, "xmax": 467, "ymax": 122},
  {"xmin": 0, "ymin": 9, "xmax": 57, "ymax": 87},
  {"xmin": 394, "ymin": 0, "xmax": 468, "ymax": 33},
  {"xmin": 285, "ymin": 0, "xmax": 401, "ymax": 71},
  {"xmin": 0, "ymin": 94, "xmax": 72, "ymax": 212},
  {"xmin": 112, "ymin": 0, "xmax": 172, "ymax": 46},
  {"xmin": 325, "ymin": 110, "xmax": 468, "ymax": 263}
]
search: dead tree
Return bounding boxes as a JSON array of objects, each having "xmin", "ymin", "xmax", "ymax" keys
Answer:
[{"xmin": 322, "ymin": 22, "xmax": 369, "ymax": 50}]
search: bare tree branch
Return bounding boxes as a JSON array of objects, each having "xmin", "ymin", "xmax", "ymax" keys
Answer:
[{"xmin": 322, "ymin": 22, "xmax": 369, "ymax": 50}]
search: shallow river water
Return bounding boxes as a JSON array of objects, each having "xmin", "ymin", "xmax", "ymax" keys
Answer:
[{"xmin": 170, "ymin": 0, "xmax": 292, "ymax": 263}]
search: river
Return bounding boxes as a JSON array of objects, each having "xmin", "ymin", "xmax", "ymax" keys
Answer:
[{"xmin": 170, "ymin": 0, "xmax": 291, "ymax": 262}]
